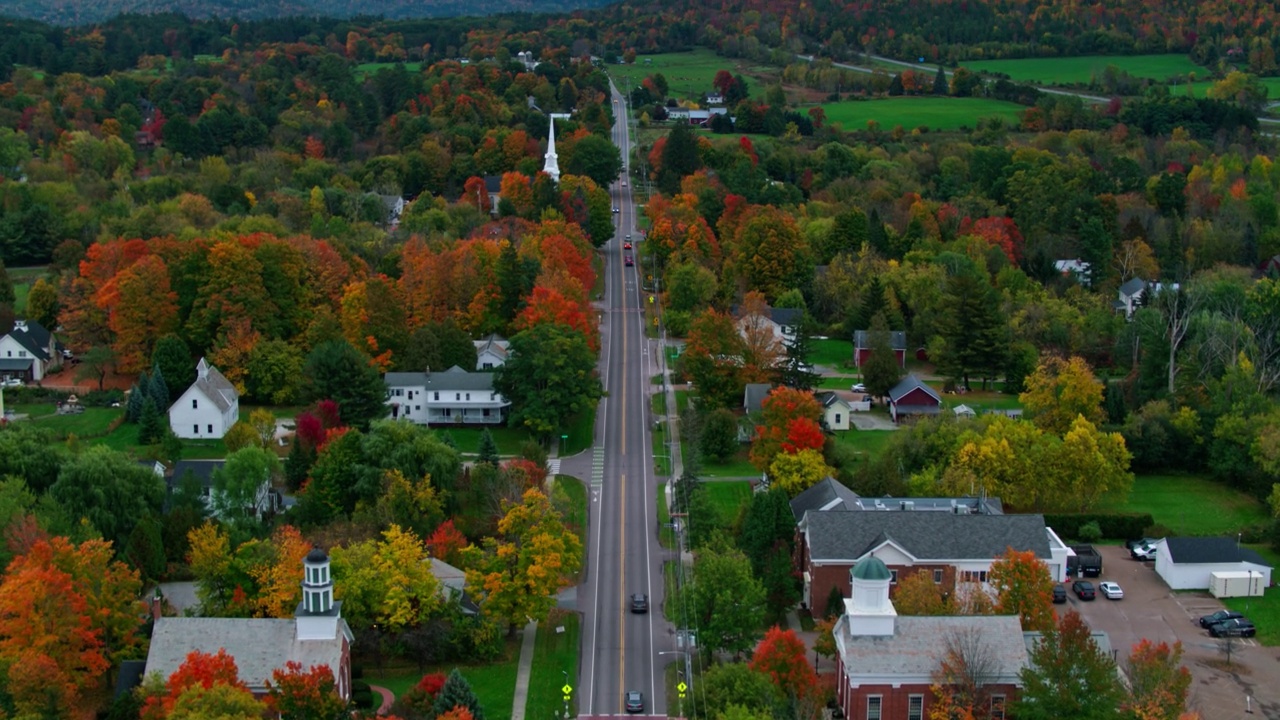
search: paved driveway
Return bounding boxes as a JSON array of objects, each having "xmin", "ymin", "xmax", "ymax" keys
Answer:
[{"xmin": 1068, "ymin": 545, "xmax": 1280, "ymax": 718}]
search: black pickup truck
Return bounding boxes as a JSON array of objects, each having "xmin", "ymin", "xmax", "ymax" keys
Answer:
[{"xmin": 1068, "ymin": 544, "xmax": 1103, "ymax": 577}]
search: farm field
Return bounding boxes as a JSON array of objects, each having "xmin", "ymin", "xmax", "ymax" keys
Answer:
[
  {"xmin": 355, "ymin": 61, "xmax": 423, "ymax": 78},
  {"xmin": 627, "ymin": 50, "xmax": 772, "ymax": 100},
  {"xmin": 1179, "ymin": 76, "xmax": 1280, "ymax": 101},
  {"xmin": 820, "ymin": 97, "xmax": 1025, "ymax": 131},
  {"xmin": 961, "ymin": 54, "xmax": 1207, "ymax": 84}
]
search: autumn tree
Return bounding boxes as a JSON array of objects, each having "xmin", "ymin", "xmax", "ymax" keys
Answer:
[
  {"xmin": 1019, "ymin": 355, "xmax": 1106, "ymax": 435},
  {"xmin": 813, "ymin": 617, "xmax": 838, "ymax": 670},
  {"xmin": 736, "ymin": 291, "xmax": 784, "ymax": 381},
  {"xmin": 97, "ymin": 254, "xmax": 179, "ymax": 373},
  {"xmin": 142, "ymin": 649, "xmax": 262, "ymax": 720},
  {"xmin": 464, "ymin": 489, "xmax": 582, "ymax": 633},
  {"xmin": 426, "ymin": 519, "xmax": 470, "ymax": 566},
  {"xmin": 988, "ymin": 547, "xmax": 1055, "ymax": 632},
  {"xmin": 1012, "ymin": 610, "xmax": 1124, "ymax": 720},
  {"xmin": 893, "ymin": 570, "xmax": 953, "ymax": 616},
  {"xmin": 27, "ymin": 277, "xmax": 59, "ymax": 329},
  {"xmin": 734, "ymin": 206, "xmax": 812, "ymax": 303},
  {"xmin": 750, "ymin": 626, "xmax": 819, "ymax": 701},
  {"xmin": 330, "ymin": 525, "xmax": 442, "ymax": 632},
  {"xmin": 266, "ymin": 662, "xmax": 348, "ymax": 720},
  {"xmin": 750, "ymin": 387, "xmax": 824, "ymax": 472},
  {"xmin": 1123, "ymin": 640, "xmax": 1191, "ymax": 720},
  {"xmin": 679, "ymin": 309, "xmax": 747, "ymax": 410},
  {"xmin": 929, "ymin": 627, "xmax": 1002, "ymax": 720},
  {"xmin": 768, "ymin": 448, "xmax": 833, "ymax": 497}
]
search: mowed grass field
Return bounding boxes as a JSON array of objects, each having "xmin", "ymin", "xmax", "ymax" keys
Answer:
[
  {"xmin": 1119, "ymin": 474, "xmax": 1268, "ymax": 536},
  {"xmin": 961, "ymin": 54, "xmax": 1207, "ymax": 84},
  {"xmin": 820, "ymin": 97, "xmax": 1025, "ymax": 131},
  {"xmin": 628, "ymin": 49, "xmax": 772, "ymax": 100}
]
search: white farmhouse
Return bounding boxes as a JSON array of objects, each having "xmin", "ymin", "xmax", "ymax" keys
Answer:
[
  {"xmin": 385, "ymin": 366, "xmax": 510, "ymax": 425},
  {"xmin": 0, "ymin": 319, "xmax": 61, "ymax": 382},
  {"xmin": 474, "ymin": 334, "xmax": 510, "ymax": 370},
  {"xmin": 168, "ymin": 358, "xmax": 240, "ymax": 439}
]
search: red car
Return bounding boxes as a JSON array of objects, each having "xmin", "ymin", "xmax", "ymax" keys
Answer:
[
  {"xmin": 623, "ymin": 241, "xmax": 632, "ymax": 250},
  {"xmin": 624, "ymin": 255, "xmax": 634, "ymax": 266}
]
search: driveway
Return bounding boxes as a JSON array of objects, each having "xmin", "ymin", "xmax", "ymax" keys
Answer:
[{"xmin": 1069, "ymin": 545, "xmax": 1280, "ymax": 718}]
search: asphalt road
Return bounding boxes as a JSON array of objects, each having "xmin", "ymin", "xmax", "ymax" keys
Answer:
[{"xmin": 576, "ymin": 82, "xmax": 669, "ymax": 718}]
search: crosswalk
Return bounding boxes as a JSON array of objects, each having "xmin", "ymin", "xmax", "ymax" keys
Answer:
[
  {"xmin": 591, "ymin": 446, "xmax": 605, "ymax": 488},
  {"xmin": 547, "ymin": 458, "xmax": 561, "ymax": 476}
]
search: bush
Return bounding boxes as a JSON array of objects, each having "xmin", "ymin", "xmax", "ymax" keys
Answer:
[
  {"xmin": 80, "ymin": 389, "xmax": 125, "ymax": 407},
  {"xmin": 1078, "ymin": 521, "xmax": 1103, "ymax": 543},
  {"xmin": 1043, "ymin": 513, "xmax": 1155, "ymax": 540}
]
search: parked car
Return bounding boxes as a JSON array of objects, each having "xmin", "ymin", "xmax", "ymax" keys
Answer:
[
  {"xmin": 1199, "ymin": 610, "xmax": 1246, "ymax": 628},
  {"xmin": 1130, "ymin": 544, "xmax": 1158, "ymax": 561},
  {"xmin": 625, "ymin": 691, "xmax": 644, "ymax": 713},
  {"xmin": 630, "ymin": 593, "xmax": 648, "ymax": 613},
  {"xmin": 1052, "ymin": 584, "xmax": 1067, "ymax": 604},
  {"xmin": 1, "ymin": 378, "xmax": 22, "ymax": 388},
  {"xmin": 1209, "ymin": 618, "xmax": 1257, "ymax": 638},
  {"xmin": 1098, "ymin": 581, "xmax": 1124, "ymax": 600},
  {"xmin": 1126, "ymin": 537, "xmax": 1162, "ymax": 552},
  {"xmin": 851, "ymin": 383, "xmax": 866, "ymax": 393},
  {"xmin": 1072, "ymin": 580, "xmax": 1096, "ymax": 600}
]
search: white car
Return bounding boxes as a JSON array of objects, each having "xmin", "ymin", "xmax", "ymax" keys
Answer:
[
  {"xmin": 1098, "ymin": 581, "xmax": 1124, "ymax": 600},
  {"xmin": 1, "ymin": 378, "xmax": 23, "ymax": 388},
  {"xmin": 852, "ymin": 383, "xmax": 866, "ymax": 393}
]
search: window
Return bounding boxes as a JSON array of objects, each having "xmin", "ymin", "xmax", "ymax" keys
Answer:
[
  {"xmin": 934, "ymin": 569, "xmax": 944, "ymax": 583},
  {"xmin": 961, "ymin": 570, "xmax": 989, "ymax": 583},
  {"xmin": 207, "ymin": 424, "xmax": 213, "ymax": 434},
  {"xmin": 456, "ymin": 393, "xmax": 460, "ymax": 400},
  {"xmin": 865, "ymin": 696, "xmax": 881, "ymax": 720},
  {"xmin": 466, "ymin": 393, "xmax": 470, "ymax": 401},
  {"xmin": 908, "ymin": 695, "xmax": 923, "ymax": 720},
  {"xmin": 835, "ymin": 413, "xmax": 842, "ymax": 424},
  {"xmin": 433, "ymin": 392, "xmax": 439, "ymax": 401},
  {"xmin": 17, "ymin": 351, "xmax": 24, "ymax": 357},
  {"xmin": 483, "ymin": 362, "xmax": 493, "ymax": 370},
  {"xmin": 990, "ymin": 696, "xmax": 1005, "ymax": 720},
  {"xmin": 444, "ymin": 409, "xmax": 452, "ymax": 417},
  {"xmin": 192, "ymin": 399, "xmax": 198, "ymax": 409},
  {"xmin": 193, "ymin": 425, "xmax": 199, "ymax": 434},
  {"xmin": 889, "ymin": 570, "xmax": 898, "ymax": 584},
  {"xmin": 414, "ymin": 406, "xmax": 420, "ymax": 411},
  {"xmin": 482, "ymin": 409, "xmax": 491, "ymax": 417}
]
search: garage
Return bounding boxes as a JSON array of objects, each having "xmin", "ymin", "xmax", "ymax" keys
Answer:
[{"xmin": 1154, "ymin": 537, "xmax": 1273, "ymax": 591}]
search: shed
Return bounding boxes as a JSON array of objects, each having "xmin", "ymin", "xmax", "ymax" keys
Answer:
[
  {"xmin": 1154, "ymin": 537, "xmax": 1273, "ymax": 591},
  {"xmin": 1210, "ymin": 571, "xmax": 1266, "ymax": 598}
]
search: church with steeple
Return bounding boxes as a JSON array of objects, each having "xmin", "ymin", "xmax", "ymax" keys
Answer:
[
  {"xmin": 143, "ymin": 547, "xmax": 354, "ymax": 699},
  {"xmin": 543, "ymin": 116, "xmax": 560, "ymax": 182}
]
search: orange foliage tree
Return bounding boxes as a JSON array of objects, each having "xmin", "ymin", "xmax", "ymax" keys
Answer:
[
  {"xmin": 988, "ymin": 547, "xmax": 1055, "ymax": 632},
  {"xmin": 266, "ymin": 661, "xmax": 348, "ymax": 720},
  {"xmin": 749, "ymin": 626, "xmax": 820, "ymax": 700},
  {"xmin": 96, "ymin": 253, "xmax": 178, "ymax": 373},
  {"xmin": 750, "ymin": 387, "xmax": 823, "ymax": 472},
  {"xmin": 513, "ymin": 286, "xmax": 598, "ymax": 353},
  {"xmin": 1123, "ymin": 639, "xmax": 1192, "ymax": 720}
]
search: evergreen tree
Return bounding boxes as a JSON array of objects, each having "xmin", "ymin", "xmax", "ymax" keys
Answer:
[
  {"xmin": 933, "ymin": 66, "xmax": 949, "ymax": 95},
  {"xmin": 867, "ymin": 209, "xmax": 890, "ymax": 256},
  {"xmin": 148, "ymin": 364, "xmax": 169, "ymax": 412},
  {"xmin": 284, "ymin": 437, "xmax": 315, "ymax": 492},
  {"xmin": 738, "ymin": 488, "xmax": 796, "ymax": 576},
  {"xmin": 824, "ymin": 585, "xmax": 846, "ymax": 619},
  {"xmin": 303, "ymin": 339, "xmax": 388, "ymax": 429},
  {"xmin": 123, "ymin": 513, "xmax": 166, "ymax": 581},
  {"xmin": 777, "ymin": 325, "xmax": 821, "ymax": 392},
  {"xmin": 432, "ymin": 669, "xmax": 485, "ymax": 720},
  {"xmin": 888, "ymin": 74, "xmax": 905, "ymax": 96},
  {"xmin": 126, "ymin": 372, "xmax": 148, "ymax": 423},
  {"xmin": 658, "ymin": 122, "xmax": 702, "ymax": 195},
  {"xmin": 938, "ymin": 271, "xmax": 1008, "ymax": 390},
  {"xmin": 0, "ymin": 259, "xmax": 14, "ymax": 307},
  {"xmin": 826, "ymin": 209, "xmax": 868, "ymax": 261},
  {"xmin": 854, "ymin": 276, "xmax": 889, "ymax": 335},
  {"xmin": 862, "ymin": 312, "xmax": 904, "ymax": 398},
  {"xmin": 138, "ymin": 397, "xmax": 163, "ymax": 445},
  {"xmin": 477, "ymin": 428, "xmax": 500, "ymax": 466},
  {"xmin": 151, "ymin": 334, "xmax": 194, "ymax": 400},
  {"xmin": 439, "ymin": 431, "xmax": 457, "ymax": 450}
]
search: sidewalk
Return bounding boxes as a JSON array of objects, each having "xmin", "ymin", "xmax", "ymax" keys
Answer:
[{"xmin": 510, "ymin": 620, "xmax": 539, "ymax": 720}]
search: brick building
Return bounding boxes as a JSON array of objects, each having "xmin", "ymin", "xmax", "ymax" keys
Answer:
[{"xmin": 833, "ymin": 556, "xmax": 1028, "ymax": 720}]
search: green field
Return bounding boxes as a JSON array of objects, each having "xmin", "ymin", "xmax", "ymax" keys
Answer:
[
  {"xmin": 356, "ymin": 61, "xmax": 423, "ymax": 79},
  {"xmin": 820, "ymin": 97, "xmax": 1025, "ymax": 131},
  {"xmin": 705, "ymin": 480, "xmax": 752, "ymax": 528},
  {"xmin": 625, "ymin": 50, "xmax": 770, "ymax": 100},
  {"xmin": 441, "ymin": 426, "xmax": 534, "ymax": 455},
  {"xmin": 524, "ymin": 610, "xmax": 580, "ymax": 720},
  {"xmin": 833, "ymin": 429, "xmax": 896, "ymax": 462},
  {"xmin": 962, "ymin": 54, "xmax": 1207, "ymax": 84},
  {"xmin": 1225, "ymin": 545, "xmax": 1280, "ymax": 645},
  {"xmin": 365, "ymin": 636, "xmax": 522, "ymax": 714},
  {"xmin": 1180, "ymin": 76, "xmax": 1280, "ymax": 102},
  {"xmin": 1119, "ymin": 474, "xmax": 1268, "ymax": 536},
  {"xmin": 809, "ymin": 338, "xmax": 854, "ymax": 370}
]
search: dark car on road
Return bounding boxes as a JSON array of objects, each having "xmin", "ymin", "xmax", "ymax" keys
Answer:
[
  {"xmin": 625, "ymin": 691, "xmax": 644, "ymax": 713},
  {"xmin": 624, "ymin": 255, "xmax": 634, "ymax": 266},
  {"xmin": 1209, "ymin": 618, "xmax": 1257, "ymax": 638},
  {"xmin": 1072, "ymin": 580, "xmax": 1096, "ymax": 600},
  {"xmin": 1052, "ymin": 584, "xmax": 1067, "ymax": 604},
  {"xmin": 630, "ymin": 593, "xmax": 648, "ymax": 613},
  {"xmin": 1199, "ymin": 610, "xmax": 1246, "ymax": 628}
]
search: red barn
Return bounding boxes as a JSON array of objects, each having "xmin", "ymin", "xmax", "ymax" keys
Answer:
[
  {"xmin": 887, "ymin": 374, "xmax": 941, "ymax": 423},
  {"xmin": 853, "ymin": 330, "xmax": 907, "ymax": 368}
]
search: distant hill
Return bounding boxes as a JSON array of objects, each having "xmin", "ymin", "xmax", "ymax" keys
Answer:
[{"xmin": 0, "ymin": 0, "xmax": 614, "ymax": 25}]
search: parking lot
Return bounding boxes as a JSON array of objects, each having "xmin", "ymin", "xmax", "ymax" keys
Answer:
[{"xmin": 1065, "ymin": 545, "xmax": 1280, "ymax": 718}]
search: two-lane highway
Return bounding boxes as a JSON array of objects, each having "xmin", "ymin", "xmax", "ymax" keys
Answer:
[{"xmin": 577, "ymin": 82, "xmax": 669, "ymax": 718}]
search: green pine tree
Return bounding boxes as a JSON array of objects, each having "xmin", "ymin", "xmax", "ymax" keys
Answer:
[
  {"xmin": 477, "ymin": 428, "xmax": 500, "ymax": 466},
  {"xmin": 933, "ymin": 66, "xmax": 949, "ymax": 95},
  {"xmin": 867, "ymin": 208, "xmax": 890, "ymax": 257},
  {"xmin": 432, "ymin": 669, "xmax": 485, "ymax": 720},
  {"xmin": 138, "ymin": 397, "xmax": 163, "ymax": 445},
  {"xmin": 862, "ymin": 311, "xmax": 904, "ymax": 399},
  {"xmin": 126, "ymin": 372, "xmax": 148, "ymax": 424},
  {"xmin": 148, "ymin": 365, "xmax": 169, "ymax": 412},
  {"xmin": 939, "ymin": 272, "xmax": 1008, "ymax": 390}
]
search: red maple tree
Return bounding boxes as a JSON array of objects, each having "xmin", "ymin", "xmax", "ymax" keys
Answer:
[{"xmin": 749, "ymin": 626, "xmax": 820, "ymax": 700}]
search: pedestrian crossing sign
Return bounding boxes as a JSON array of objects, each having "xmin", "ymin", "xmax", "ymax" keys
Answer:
[{"xmin": 562, "ymin": 684, "xmax": 573, "ymax": 695}]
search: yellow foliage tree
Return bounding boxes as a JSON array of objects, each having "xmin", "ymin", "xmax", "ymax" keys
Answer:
[
  {"xmin": 1019, "ymin": 355, "xmax": 1105, "ymax": 435},
  {"xmin": 767, "ymin": 448, "xmax": 832, "ymax": 497},
  {"xmin": 248, "ymin": 525, "xmax": 311, "ymax": 619},
  {"xmin": 330, "ymin": 525, "xmax": 442, "ymax": 633}
]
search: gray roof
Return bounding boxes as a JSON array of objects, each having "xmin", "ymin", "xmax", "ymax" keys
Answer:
[
  {"xmin": 0, "ymin": 358, "xmax": 33, "ymax": 371},
  {"xmin": 770, "ymin": 308, "xmax": 803, "ymax": 327},
  {"xmin": 1162, "ymin": 537, "xmax": 1271, "ymax": 566},
  {"xmin": 1023, "ymin": 630, "xmax": 1111, "ymax": 660},
  {"xmin": 1118, "ymin": 277, "xmax": 1146, "ymax": 297},
  {"xmin": 146, "ymin": 617, "xmax": 348, "ymax": 691},
  {"xmin": 853, "ymin": 330, "xmax": 908, "ymax": 351},
  {"xmin": 171, "ymin": 459, "xmax": 226, "ymax": 488},
  {"xmin": 385, "ymin": 366, "xmax": 497, "ymax": 392},
  {"xmin": 815, "ymin": 391, "xmax": 849, "ymax": 409},
  {"xmin": 474, "ymin": 334, "xmax": 510, "ymax": 361},
  {"xmin": 845, "ymin": 495, "xmax": 1004, "ymax": 515},
  {"xmin": 837, "ymin": 615, "xmax": 1028, "ymax": 679},
  {"xmin": 429, "ymin": 558, "xmax": 479, "ymax": 615},
  {"xmin": 5, "ymin": 320, "xmax": 54, "ymax": 361},
  {"xmin": 743, "ymin": 383, "xmax": 773, "ymax": 412},
  {"xmin": 179, "ymin": 358, "xmax": 238, "ymax": 413},
  {"xmin": 803, "ymin": 510, "xmax": 1050, "ymax": 562},
  {"xmin": 790, "ymin": 477, "xmax": 862, "ymax": 520},
  {"xmin": 888, "ymin": 374, "xmax": 941, "ymax": 404}
]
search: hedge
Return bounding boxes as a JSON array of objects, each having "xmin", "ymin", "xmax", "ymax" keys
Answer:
[{"xmin": 1043, "ymin": 513, "xmax": 1155, "ymax": 541}]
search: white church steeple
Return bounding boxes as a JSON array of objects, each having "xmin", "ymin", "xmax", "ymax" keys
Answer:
[{"xmin": 543, "ymin": 116, "xmax": 560, "ymax": 182}]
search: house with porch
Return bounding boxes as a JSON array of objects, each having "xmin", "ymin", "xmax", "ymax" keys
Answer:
[
  {"xmin": 385, "ymin": 366, "xmax": 510, "ymax": 425},
  {"xmin": 887, "ymin": 374, "xmax": 941, "ymax": 423},
  {"xmin": 797, "ymin": 509, "xmax": 1072, "ymax": 613},
  {"xmin": 852, "ymin": 330, "xmax": 907, "ymax": 369},
  {"xmin": 833, "ymin": 556, "xmax": 1028, "ymax": 720},
  {"xmin": 0, "ymin": 319, "xmax": 61, "ymax": 382},
  {"xmin": 168, "ymin": 358, "xmax": 239, "ymax": 440}
]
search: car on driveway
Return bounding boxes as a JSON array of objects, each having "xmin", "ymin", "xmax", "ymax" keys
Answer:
[
  {"xmin": 1130, "ymin": 544, "xmax": 1158, "ymax": 561},
  {"xmin": 630, "ymin": 593, "xmax": 648, "ymax": 613},
  {"xmin": 1052, "ymin": 584, "xmax": 1067, "ymax": 604},
  {"xmin": 1126, "ymin": 537, "xmax": 1162, "ymax": 552},
  {"xmin": 1208, "ymin": 618, "xmax": 1257, "ymax": 638},
  {"xmin": 625, "ymin": 691, "xmax": 644, "ymax": 713},
  {"xmin": 1072, "ymin": 580, "xmax": 1096, "ymax": 600},
  {"xmin": 1099, "ymin": 581, "xmax": 1124, "ymax": 600},
  {"xmin": 0, "ymin": 378, "xmax": 22, "ymax": 388},
  {"xmin": 851, "ymin": 383, "xmax": 866, "ymax": 393},
  {"xmin": 1199, "ymin": 609, "xmax": 1246, "ymax": 628}
]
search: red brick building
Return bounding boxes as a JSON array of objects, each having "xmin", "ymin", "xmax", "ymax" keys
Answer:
[{"xmin": 833, "ymin": 557, "xmax": 1028, "ymax": 720}]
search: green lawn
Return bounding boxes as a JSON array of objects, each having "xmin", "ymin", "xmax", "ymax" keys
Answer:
[
  {"xmin": 657, "ymin": 484, "xmax": 674, "ymax": 548},
  {"xmin": 698, "ymin": 449, "xmax": 757, "ymax": 478},
  {"xmin": 524, "ymin": 610, "xmax": 580, "ymax": 720},
  {"xmin": 552, "ymin": 475, "xmax": 587, "ymax": 576},
  {"xmin": 820, "ymin": 97, "xmax": 1025, "ymax": 131},
  {"xmin": 365, "ymin": 638, "xmax": 522, "ymax": 719},
  {"xmin": 12, "ymin": 404, "xmax": 121, "ymax": 438},
  {"xmin": 961, "ymin": 54, "xmax": 1208, "ymax": 84},
  {"xmin": 817, "ymin": 376, "xmax": 860, "ymax": 390},
  {"xmin": 705, "ymin": 480, "xmax": 752, "ymax": 528},
  {"xmin": 809, "ymin": 338, "xmax": 854, "ymax": 370},
  {"xmin": 560, "ymin": 405, "xmax": 596, "ymax": 455},
  {"xmin": 936, "ymin": 388, "xmax": 1024, "ymax": 413},
  {"xmin": 1224, "ymin": 548, "xmax": 1280, "ymax": 645},
  {"xmin": 440, "ymin": 426, "xmax": 534, "ymax": 455},
  {"xmin": 625, "ymin": 49, "xmax": 770, "ymax": 100},
  {"xmin": 1179, "ymin": 76, "xmax": 1280, "ymax": 101},
  {"xmin": 1118, "ymin": 474, "xmax": 1268, "ymax": 536},
  {"xmin": 355, "ymin": 61, "xmax": 423, "ymax": 78},
  {"xmin": 833, "ymin": 429, "xmax": 896, "ymax": 462}
]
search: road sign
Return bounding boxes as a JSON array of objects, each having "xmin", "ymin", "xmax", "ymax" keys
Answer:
[
  {"xmin": 677, "ymin": 682, "xmax": 687, "ymax": 693},
  {"xmin": 562, "ymin": 684, "xmax": 573, "ymax": 695}
]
